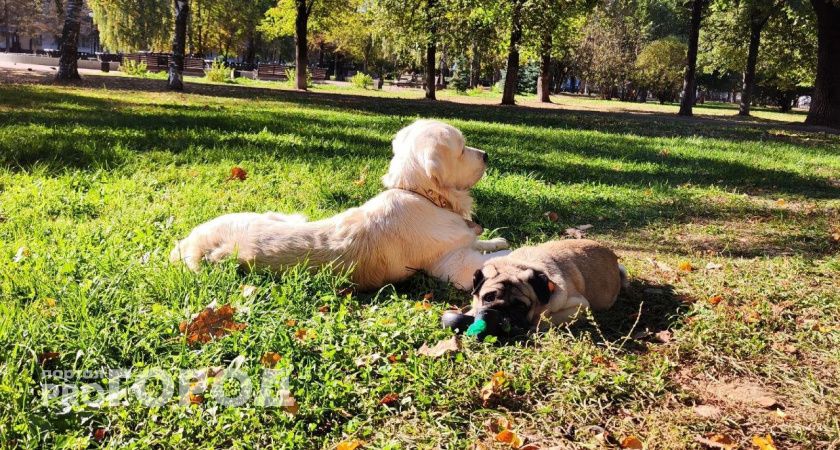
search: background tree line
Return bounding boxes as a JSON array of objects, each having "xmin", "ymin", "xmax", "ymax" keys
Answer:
[{"xmin": 28, "ymin": 0, "xmax": 840, "ymax": 127}]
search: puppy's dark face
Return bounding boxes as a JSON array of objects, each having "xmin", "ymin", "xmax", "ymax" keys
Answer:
[{"xmin": 471, "ymin": 263, "xmax": 556, "ymax": 331}]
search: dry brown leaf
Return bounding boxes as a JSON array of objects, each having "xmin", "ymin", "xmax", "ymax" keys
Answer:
[
  {"xmin": 285, "ymin": 319, "xmax": 298, "ymax": 327},
  {"xmin": 693, "ymin": 404, "xmax": 722, "ymax": 419},
  {"xmin": 544, "ymin": 211, "xmax": 559, "ymax": 222},
  {"xmin": 695, "ymin": 433, "xmax": 736, "ymax": 449},
  {"xmin": 752, "ymin": 435, "xmax": 777, "ymax": 450},
  {"xmin": 318, "ymin": 305, "xmax": 330, "ymax": 314},
  {"xmin": 418, "ymin": 336, "xmax": 461, "ymax": 358},
  {"xmin": 228, "ymin": 166, "xmax": 247, "ymax": 181},
  {"xmin": 260, "ymin": 352, "xmax": 281, "ymax": 368},
  {"xmin": 281, "ymin": 390, "xmax": 299, "ymax": 414},
  {"xmin": 708, "ymin": 295, "xmax": 724, "ymax": 305},
  {"xmin": 379, "ymin": 392, "xmax": 399, "ymax": 405},
  {"xmin": 519, "ymin": 444, "xmax": 541, "ymax": 450},
  {"xmin": 294, "ymin": 328, "xmax": 314, "ymax": 341},
  {"xmin": 179, "ymin": 304, "xmax": 247, "ymax": 346},
  {"xmin": 495, "ymin": 429, "xmax": 523, "ymax": 448},
  {"xmin": 485, "ymin": 416, "xmax": 514, "ymax": 433},
  {"xmin": 423, "ymin": 292, "xmax": 434, "ymax": 300},
  {"xmin": 336, "ymin": 439, "xmax": 364, "ymax": 450},
  {"xmin": 620, "ymin": 435, "xmax": 643, "ymax": 449},
  {"xmin": 92, "ymin": 428, "xmax": 107, "ymax": 442},
  {"xmin": 654, "ymin": 330, "xmax": 673, "ymax": 343}
]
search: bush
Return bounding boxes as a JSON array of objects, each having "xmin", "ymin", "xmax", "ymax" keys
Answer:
[
  {"xmin": 121, "ymin": 60, "xmax": 148, "ymax": 77},
  {"xmin": 350, "ymin": 72, "xmax": 374, "ymax": 89},
  {"xmin": 496, "ymin": 62, "xmax": 540, "ymax": 95},
  {"xmin": 635, "ymin": 37, "xmax": 687, "ymax": 103},
  {"xmin": 205, "ymin": 59, "xmax": 229, "ymax": 83},
  {"xmin": 284, "ymin": 67, "xmax": 312, "ymax": 88}
]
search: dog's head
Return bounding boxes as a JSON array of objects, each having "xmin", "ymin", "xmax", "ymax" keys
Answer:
[
  {"xmin": 470, "ymin": 260, "xmax": 558, "ymax": 333},
  {"xmin": 382, "ymin": 120, "xmax": 488, "ymax": 202}
]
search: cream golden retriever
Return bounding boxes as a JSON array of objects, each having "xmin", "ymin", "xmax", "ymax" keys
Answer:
[{"xmin": 170, "ymin": 119, "xmax": 510, "ymax": 290}]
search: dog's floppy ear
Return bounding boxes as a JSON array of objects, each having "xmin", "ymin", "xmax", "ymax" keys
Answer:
[
  {"xmin": 471, "ymin": 269, "xmax": 485, "ymax": 295},
  {"xmin": 527, "ymin": 270, "xmax": 556, "ymax": 304}
]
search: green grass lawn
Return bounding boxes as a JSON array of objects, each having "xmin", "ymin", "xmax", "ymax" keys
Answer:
[{"xmin": 0, "ymin": 76, "xmax": 839, "ymax": 449}]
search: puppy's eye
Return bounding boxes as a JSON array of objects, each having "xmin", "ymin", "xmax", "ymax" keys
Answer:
[{"xmin": 481, "ymin": 292, "xmax": 495, "ymax": 304}]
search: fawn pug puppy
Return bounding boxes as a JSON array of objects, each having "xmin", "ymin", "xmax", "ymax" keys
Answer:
[
  {"xmin": 468, "ymin": 239, "xmax": 626, "ymax": 333},
  {"xmin": 170, "ymin": 119, "xmax": 510, "ymax": 291}
]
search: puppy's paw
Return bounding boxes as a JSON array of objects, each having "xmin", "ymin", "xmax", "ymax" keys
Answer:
[
  {"xmin": 476, "ymin": 237, "xmax": 509, "ymax": 252},
  {"xmin": 169, "ymin": 237, "xmax": 203, "ymax": 271}
]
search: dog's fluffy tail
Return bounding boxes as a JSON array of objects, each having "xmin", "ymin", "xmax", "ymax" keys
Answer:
[{"xmin": 618, "ymin": 264, "xmax": 629, "ymax": 290}]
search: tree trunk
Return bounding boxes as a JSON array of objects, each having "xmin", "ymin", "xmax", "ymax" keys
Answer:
[
  {"xmin": 294, "ymin": 0, "xmax": 309, "ymax": 90},
  {"xmin": 739, "ymin": 21, "xmax": 764, "ymax": 116},
  {"xmin": 55, "ymin": 0, "xmax": 81, "ymax": 81},
  {"xmin": 679, "ymin": 0, "xmax": 703, "ymax": 116},
  {"xmin": 501, "ymin": 0, "xmax": 524, "ymax": 105},
  {"xmin": 244, "ymin": 33, "xmax": 257, "ymax": 66},
  {"xmin": 537, "ymin": 30, "xmax": 552, "ymax": 103},
  {"xmin": 805, "ymin": 0, "xmax": 840, "ymax": 128},
  {"xmin": 469, "ymin": 41, "xmax": 480, "ymax": 88},
  {"xmin": 167, "ymin": 0, "xmax": 188, "ymax": 91},
  {"xmin": 424, "ymin": 0, "xmax": 437, "ymax": 100}
]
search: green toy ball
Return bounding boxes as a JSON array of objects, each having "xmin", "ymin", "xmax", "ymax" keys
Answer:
[{"xmin": 465, "ymin": 318, "xmax": 487, "ymax": 337}]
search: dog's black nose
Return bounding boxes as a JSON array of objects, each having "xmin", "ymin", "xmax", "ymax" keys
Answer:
[{"xmin": 482, "ymin": 152, "xmax": 489, "ymax": 163}]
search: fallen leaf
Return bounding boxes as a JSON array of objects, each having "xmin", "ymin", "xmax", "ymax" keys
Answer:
[
  {"xmin": 485, "ymin": 416, "xmax": 514, "ymax": 433},
  {"xmin": 775, "ymin": 198, "xmax": 786, "ymax": 206},
  {"xmin": 13, "ymin": 246, "xmax": 30, "ymax": 263},
  {"xmin": 495, "ymin": 429, "xmax": 523, "ymax": 448},
  {"xmin": 423, "ymin": 292, "xmax": 434, "ymax": 300},
  {"xmin": 654, "ymin": 330, "xmax": 673, "ymax": 343},
  {"xmin": 678, "ymin": 261, "xmax": 693, "ymax": 272},
  {"xmin": 318, "ymin": 305, "xmax": 330, "ymax": 314},
  {"xmin": 188, "ymin": 393, "xmax": 204, "ymax": 404},
  {"xmin": 693, "ymin": 404, "xmax": 721, "ymax": 418},
  {"xmin": 179, "ymin": 303, "xmax": 247, "ymax": 346},
  {"xmin": 480, "ymin": 371, "xmax": 510, "ymax": 406},
  {"xmin": 648, "ymin": 258, "xmax": 674, "ymax": 272},
  {"xmin": 228, "ymin": 166, "xmax": 247, "ymax": 181},
  {"xmin": 708, "ymin": 295, "xmax": 724, "ymax": 305},
  {"xmin": 44, "ymin": 298, "xmax": 57, "ymax": 307},
  {"xmin": 418, "ymin": 336, "xmax": 461, "ymax": 358},
  {"xmin": 240, "ymin": 284, "xmax": 257, "ymax": 298},
  {"xmin": 37, "ymin": 351, "xmax": 60, "ymax": 366},
  {"xmin": 294, "ymin": 328, "xmax": 312, "ymax": 341},
  {"xmin": 705, "ymin": 262, "xmax": 723, "ymax": 270},
  {"xmin": 695, "ymin": 433, "xmax": 736, "ymax": 449},
  {"xmin": 336, "ymin": 439, "xmax": 364, "ymax": 450},
  {"xmin": 519, "ymin": 444, "xmax": 541, "ymax": 450},
  {"xmin": 285, "ymin": 319, "xmax": 298, "ymax": 327},
  {"xmin": 92, "ymin": 428, "xmax": 107, "ymax": 442},
  {"xmin": 280, "ymin": 390, "xmax": 299, "ymax": 414},
  {"xmin": 379, "ymin": 392, "xmax": 399, "ymax": 405},
  {"xmin": 620, "ymin": 435, "xmax": 643, "ymax": 449},
  {"xmin": 260, "ymin": 352, "xmax": 281, "ymax": 368},
  {"xmin": 387, "ymin": 354, "xmax": 400, "ymax": 364},
  {"xmin": 544, "ymin": 211, "xmax": 559, "ymax": 222},
  {"xmin": 752, "ymin": 435, "xmax": 777, "ymax": 450}
]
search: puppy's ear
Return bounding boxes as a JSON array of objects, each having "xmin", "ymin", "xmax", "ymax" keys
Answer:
[
  {"xmin": 423, "ymin": 153, "xmax": 445, "ymax": 188},
  {"xmin": 527, "ymin": 270, "xmax": 556, "ymax": 304},
  {"xmin": 471, "ymin": 269, "xmax": 485, "ymax": 295}
]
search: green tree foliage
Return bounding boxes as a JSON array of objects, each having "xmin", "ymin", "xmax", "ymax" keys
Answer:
[
  {"xmin": 574, "ymin": 6, "xmax": 642, "ymax": 99},
  {"xmin": 635, "ymin": 36, "xmax": 687, "ymax": 102},
  {"xmin": 87, "ymin": 0, "xmax": 172, "ymax": 51}
]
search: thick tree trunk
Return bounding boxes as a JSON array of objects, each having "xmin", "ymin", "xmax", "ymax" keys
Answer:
[
  {"xmin": 501, "ymin": 0, "xmax": 524, "ymax": 105},
  {"xmin": 424, "ymin": 0, "xmax": 437, "ymax": 100},
  {"xmin": 294, "ymin": 0, "xmax": 310, "ymax": 90},
  {"xmin": 167, "ymin": 0, "xmax": 188, "ymax": 91},
  {"xmin": 805, "ymin": 0, "xmax": 840, "ymax": 128},
  {"xmin": 679, "ymin": 0, "xmax": 703, "ymax": 116},
  {"xmin": 469, "ymin": 41, "xmax": 480, "ymax": 88},
  {"xmin": 537, "ymin": 31, "xmax": 552, "ymax": 103},
  {"xmin": 55, "ymin": 0, "xmax": 81, "ymax": 81},
  {"xmin": 739, "ymin": 20, "xmax": 764, "ymax": 116}
]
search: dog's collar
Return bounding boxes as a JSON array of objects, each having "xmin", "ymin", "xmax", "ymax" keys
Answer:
[
  {"xmin": 394, "ymin": 188, "xmax": 482, "ymax": 235},
  {"xmin": 398, "ymin": 188, "xmax": 452, "ymax": 211}
]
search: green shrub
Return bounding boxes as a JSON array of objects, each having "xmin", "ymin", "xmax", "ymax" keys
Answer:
[
  {"xmin": 350, "ymin": 72, "xmax": 374, "ymax": 89},
  {"xmin": 121, "ymin": 60, "xmax": 148, "ymax": 77},
  {"xmin": 450, "ymin": 56, "xmax": 470, "ymax": 93},
  {"xmin": 284, "ymin": 67, "xmax": 312, "ymax": 88},
  {"xmin": 205, "ymin": 59, "xmax": 229, "ymax": 83}
]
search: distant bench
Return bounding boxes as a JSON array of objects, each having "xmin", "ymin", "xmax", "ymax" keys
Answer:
[{"xmin": 256, "ymin": 64, "xmax": 328, "ymax": 81}]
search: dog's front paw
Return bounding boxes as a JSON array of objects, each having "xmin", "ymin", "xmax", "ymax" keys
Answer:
[{"xmin": 474, "ymin": 237, "xmax": 510, "ymax": 252}]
